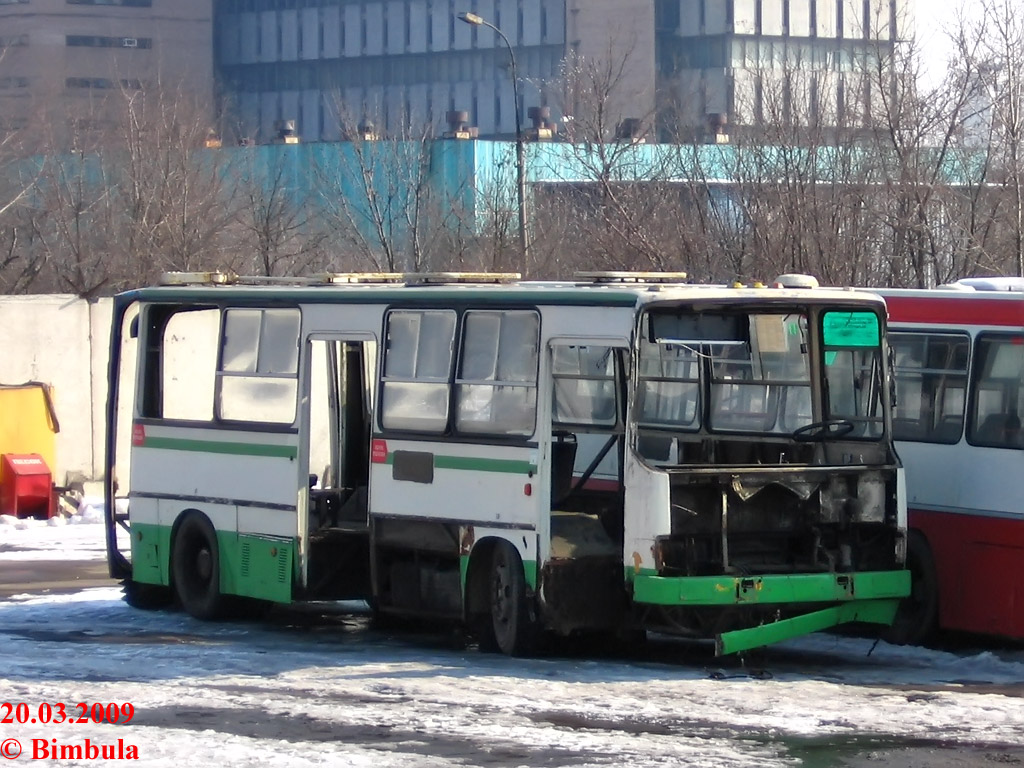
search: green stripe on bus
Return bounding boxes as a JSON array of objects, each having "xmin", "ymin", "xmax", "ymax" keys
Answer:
[
  {"xmin": 140, "ymin": 435, "xmax": 298, "ymax": 459},
  {"xmin": 385, "ymin": 453, "xmax": 535, "ymax": 474},
  {"xmin": 435, "ymin": 455, "xmax": 536, "ymax": 474}
]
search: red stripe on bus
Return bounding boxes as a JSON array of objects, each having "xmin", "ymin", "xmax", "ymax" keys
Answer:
[{"xmin": 885, "ymin": 296, "xmax": 1024, "ymax": 328}]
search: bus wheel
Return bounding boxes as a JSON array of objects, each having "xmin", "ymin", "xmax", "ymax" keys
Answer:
[
  {"xmin": 172, "ymin": 513, "xmax": 226, "ymax": 620},
  {"xmin": 884, "ymin": 532, "xmax": 938, "ymax": 646},
  {"xmin": 489, "ymin": 541, "xmax": 538, "ymax": 656}
]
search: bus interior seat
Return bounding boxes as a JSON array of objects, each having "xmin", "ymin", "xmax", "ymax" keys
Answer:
[
  {"xmin": 892, "ymin": 418, "xmax": 924, "ymax": 441},
  {"xmin": 930, "ymin": 416, "xmax": 963, "ymax": 443},
  {"xmin": 974, "ymin": 413, "xmax": 1010, "ymax": 446}
]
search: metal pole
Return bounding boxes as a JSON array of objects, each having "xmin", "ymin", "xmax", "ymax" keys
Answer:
[{"xmin": 457, "ymin": 12, "xmax": 529, "ymax": 261}]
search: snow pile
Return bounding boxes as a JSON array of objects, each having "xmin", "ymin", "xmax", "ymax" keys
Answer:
[{"xmin": 0, "ymin": 502, "xmax": 106, "ymax": 561}]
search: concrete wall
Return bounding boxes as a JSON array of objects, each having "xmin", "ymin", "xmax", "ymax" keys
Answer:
[{"xmin": 0, "ymin": 296, "xmax": 113, "ymax": 485}]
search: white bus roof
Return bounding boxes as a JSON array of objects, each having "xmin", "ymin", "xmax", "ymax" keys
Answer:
[{"xmin": 123, "ymin": 272, "xmax": 887, "ymax": 309}]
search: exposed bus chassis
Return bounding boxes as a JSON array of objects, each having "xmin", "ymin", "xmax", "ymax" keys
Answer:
[{"xmin": 633, "ymin": 464, "xmax": 908, "ymax": 653}]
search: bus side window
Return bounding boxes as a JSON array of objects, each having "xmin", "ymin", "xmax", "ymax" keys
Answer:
[
  {"xmin": 379, "ymin": 310, "xmax": 456, "ymax": 433},
  {"xmin": 140, "ymin": 306, "xmax": 219, "ymax": 421},
  {"xmin": 890, "ymin": 331, "xmax": 969, "ymax": 444},
  {"xmin": 969, "ymin": 334, "xmax": 1024, "ymax": 449},
  {"xmin": 551, "ymin": 345, "xmax": 617, "ymax": 428},
  {"xmin": 455, "ymin": 311, "xmax": 539, "ymax": 436},
  {"xmin": 217, "ymin": 308, "xmax": 300, "ymax": 424}
]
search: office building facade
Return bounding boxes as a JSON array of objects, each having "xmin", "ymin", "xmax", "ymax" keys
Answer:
[
  {"xmin": 0, "ymin": 0, "xmax": 213, "ymax": 145},
  {"xmin": 214, "ymin": 0, "xmax": 910, "ymax": 143}
]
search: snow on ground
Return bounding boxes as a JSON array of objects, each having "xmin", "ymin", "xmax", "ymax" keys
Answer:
[
  {"xmin": 2, "ymin": 517, "xmax": 1024, "ymax": 767},
  {"xmin": 0, "ymin": 498, "xmax": 109, "ymax": 562}
]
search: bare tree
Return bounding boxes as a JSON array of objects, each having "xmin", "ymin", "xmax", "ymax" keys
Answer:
[
  {"xmin": 534, "ymin": 45, "xmax": 694, "ymax": 277},
  {"xmin": 971, "ymin": 0, "xmax": 1024, "ymax": 277},
  {"xmin": 310, "ymin": 105, "xmax": 487, "ymax": 274},
  {"xmin": 229, "ymin": 145, "xmax": 328, "ymax": 277}
]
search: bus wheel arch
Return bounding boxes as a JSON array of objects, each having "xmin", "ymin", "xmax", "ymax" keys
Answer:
[
  {"xmin": 170, "ymin": 510, "xmax": 227, "ymax": 620},
  {"xmin": 465, "ymin": 537, "xmax": 539, "ymax": 656},
  {"xmin": 885, "ymin": 529, "xmax": 939, "ymax": 646},
  {"xmin": 464, "ymin": 538, "xmax": 499, "ymax": 651}
]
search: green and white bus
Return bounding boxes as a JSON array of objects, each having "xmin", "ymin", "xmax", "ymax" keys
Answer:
[{"xmin": 104, "ymin": 271, "xmax": 910, "ymax": 655}]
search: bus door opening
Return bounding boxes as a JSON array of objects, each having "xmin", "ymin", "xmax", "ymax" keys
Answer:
[
  {"xmin": 302, "ymin": 337, "xmax": 373, "ymax": 599},
  {"xmin": 543, "ymin": 344, "xmax": 626, "ymax": 634}
]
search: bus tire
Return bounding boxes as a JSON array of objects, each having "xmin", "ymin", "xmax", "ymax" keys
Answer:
[
  {"xmin": 122, "ymin": 579, "xmax": 172, "ymax": 610},
  {"xmin": 885, "ymin": 531, "xmax": 939, "ymax": 646},
  {"xmin": 172, "ymin": 513, "xmax": 226, "ymax": 620},
  {"xmin": 489, "ymin": 540, "xmax": 538, "ymax": 656}
]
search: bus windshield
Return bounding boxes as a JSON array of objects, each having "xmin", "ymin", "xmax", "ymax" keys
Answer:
[{"xmin": 637, "ymin": 308, "xmax": 884, "ymax": 439}]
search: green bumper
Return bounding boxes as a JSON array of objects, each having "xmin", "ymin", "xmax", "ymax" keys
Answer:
[{"xmin": 632, "ymin": 569, "xmax": 911, "ymax": 655}]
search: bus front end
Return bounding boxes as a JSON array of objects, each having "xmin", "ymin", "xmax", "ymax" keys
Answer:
[{"xmin": 623, "ymin": 294, "xmax": 910, "ymax": 654}]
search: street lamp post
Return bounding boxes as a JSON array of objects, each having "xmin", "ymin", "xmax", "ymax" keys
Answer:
[{"xmin": 457, "ymin": 11, "xmax": 528, "ymax": 261}]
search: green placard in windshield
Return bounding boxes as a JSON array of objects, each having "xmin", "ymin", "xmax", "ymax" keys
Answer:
[{"xmin": 822, "ymin": 311, "xmax": 880, "ymax": 348}]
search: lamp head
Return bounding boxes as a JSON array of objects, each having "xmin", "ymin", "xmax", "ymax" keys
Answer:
[{"xmin": 458, "ymin": 11, "xmax": 484, "ymax": 25}]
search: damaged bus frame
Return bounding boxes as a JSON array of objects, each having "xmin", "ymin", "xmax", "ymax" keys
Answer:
[{"xmin": 104, "ymin": 271, "xmax": 909, "ymax": 656}]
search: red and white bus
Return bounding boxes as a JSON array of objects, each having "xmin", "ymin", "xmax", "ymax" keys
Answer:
[{"xmin": 880, "ymin": 278, "xmax": 1024, "ymax": 644}]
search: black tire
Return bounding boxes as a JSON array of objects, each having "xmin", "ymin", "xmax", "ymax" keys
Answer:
[
  {"xmin": 172, "ymin": 513, "xmax": 227, "ymax": 620},
  {"xmin": 122, "ymin": 579, "xmax": 172, "ymax": 610},
  {"xmin": 488, "ymin": 541, "xmax": 539, "ymax": 656},
  {"xmin": 884, "ymin": 531, "xmax": 939, "ymax": 646}
]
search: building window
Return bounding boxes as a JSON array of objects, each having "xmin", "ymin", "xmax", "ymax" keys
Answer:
[
  {"xmin": 67, "ymin": 77, "xmax": 144, "ymax": 89},
  {"xmin": 66, "ymin": 35, "xmax": 153, "ymax": 49},
  {"xmin": 66, "ymin": 0, "xmax": 152, "ymax": 6},
  {"xmin": 0, "ymin": 77, "xmax": 30, "ymax": 89},
  {"xmin": 426, "ymin": 0, "xmax": 433, "ymax": 48}
]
